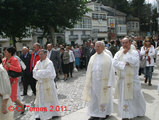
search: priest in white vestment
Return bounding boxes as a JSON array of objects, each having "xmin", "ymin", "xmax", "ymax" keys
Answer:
[
  {"xmin": 113, "ymin": 37, "xmax": 146, "ymax": 120},
  {"xmin": 0, "ymin": 62, "xmax": 14, "ymax": 120},
  {"xmin": 33, "ymin": 49, "xmax": 61, "ymax": 120},
  {"xmin": 83, "ymin": 41, "xmax": 115, "ymax": 120}
]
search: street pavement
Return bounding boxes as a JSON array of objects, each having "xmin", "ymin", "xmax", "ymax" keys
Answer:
[{"xmin": 14, "ymin": 65, "xmax": 159, "ymax": 120}]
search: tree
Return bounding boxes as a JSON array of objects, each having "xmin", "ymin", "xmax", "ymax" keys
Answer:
[
  {"xmin": 0, "ymin": 0, "xmax": 88, "ymax": 47},
  {"xmin": 95, "ymin": 0, "xmax": 130, "ymax": 14},
  {"xmin": 0, "ymin": 0, "xmax": 31, "ymax": 47},
  {"xmin": 151, "ymin": 8, "xmax": 158, "ymax": 33},
  {"xmin": 30, "ymin": 0, "xmax": 88, "ymax": 45}
]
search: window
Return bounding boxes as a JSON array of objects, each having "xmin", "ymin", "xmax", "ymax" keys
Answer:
[
  {"xmin": 74, "ymin": 21, "xmax": 82, "ymax": 28},
  {"xmin": 82, "ymin": 31, "xmax": 85, "ymax": 35},
  {"xmin": 108, "ymin": 18, "xmax": 115, "ymax": 28},
  {"xmin": 74, "ymin": 17, "xmax": 91, "ymax": 29},
  {"xmin": 117, "ymin": 26, "xmax": 126, "ymax": 34},
  {"xmin": 132, "ymin": 22, "xmax": 134, "ymax": 29},
  {"xmin": 94, "ymin": 5, "xmax": 100, "ymax": 11},
  {"xmin": 70, "ymin": 31, "xmax": 73, "ymax": 35},
  {"xmin": 92, "ymin": 13, "xmax": 98, "ymax": 19},
  {"xmin": 136, "ymin": 22, "xmax": 138, "ymax": 28},
  {"xmin": 92, "ymin": 13, "xmax": 106, "ymax": 20},
  {"xmin": 117, "ymin": 17, "xmax": 125, "ymax": 24}
]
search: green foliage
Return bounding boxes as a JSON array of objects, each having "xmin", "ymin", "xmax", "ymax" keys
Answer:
[
  {"xmin": 0, "ymin": 0, "xmax": 88, "ymax": 46},
  {"xmin": 0, "ymin": 0, "xmax": 31, "ymax": 46},
  {"xmin": 29, "ymin": 0, "xmax": 88, "ymax": 33},
  {"xmin": 94, "ymin": 0, "xmax": 158, "ymax": 33}
]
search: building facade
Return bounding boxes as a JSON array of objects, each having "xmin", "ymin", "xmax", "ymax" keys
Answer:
[
  {"xmin": 87, "ymin": 2, "xmax": 108, "ymax": 41},
  {"xmin": 65, "ymin": 15, "xmax": 92, "ymax": 45},
  {"xmin": 101, "ymin": 5, "xmax": 127, "ymax": 40},
  {"xmin": 127, "ymin": 16, "xmax": 140, "ymax": 36}
]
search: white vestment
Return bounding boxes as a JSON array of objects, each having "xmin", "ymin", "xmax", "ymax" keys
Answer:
[
  {"xmin": 113, "ymin": 49, "xmax": 146, "ymax": 119},
  {"xmin": 86, "ymin": 52, "xmax": 115, "ymax": 118},
  {"xmin": 0, "ymin": 64, "xmax": 14, "ymax": 120},
  {"xmin": 33, "ymin": 58, "xmax": 60, "ymax": 120},
  {"xmin": 104, "ymin": 49, "xmax": 113, "ymax": 58}
]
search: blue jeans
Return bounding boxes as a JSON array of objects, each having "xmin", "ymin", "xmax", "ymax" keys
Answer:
[{"xmin": 145, "ymin": 66, "xmax": 153, "ymax": 81}]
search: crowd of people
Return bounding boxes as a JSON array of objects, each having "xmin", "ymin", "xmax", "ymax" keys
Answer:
[{"xmin": 0, "ymin": 35, "xmax": 159, "ymax": 120}]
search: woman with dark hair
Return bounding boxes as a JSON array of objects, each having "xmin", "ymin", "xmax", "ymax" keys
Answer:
[
  {"xmin": 2, "ymin": 47, "xmax": 26, "ymax": 114},
  {"xmin": 140, "ymin": 38, "xmax": 155, "ymax": 86},
  {"xmin": 0, "ymin": 56, "xmax": 14, "ymax": 120},
  {"xmin": 60, "ymin": 48, "xmax": 70, "ymax": 80}
]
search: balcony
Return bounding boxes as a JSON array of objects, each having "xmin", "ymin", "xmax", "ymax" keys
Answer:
[
  {"xmin": 69, "ymin": 35, "xmax": 78, "ymax": 40},
  {"xmin": 116, "ymin": 25, "xmax": 127, "ymax": 36},
  {"xmin": 81, "ymin": 35, "xmax": 91, "ymax": 40},
  {"xmin": 0, "ymin": 38, "xmax": 8, "ymax": 42}
]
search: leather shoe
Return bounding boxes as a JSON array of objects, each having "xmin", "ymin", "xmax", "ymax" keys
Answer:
[
  {"xmin": 21, "ymin": 94, "xmax": 27, "ymax": 96},
  {"xmin": 88, "ymin": 117, "xmax": 99, "ymax": 120},
  {"xmin": 21, "ymin": 105, "xmax": 26, "ymax": 114}
]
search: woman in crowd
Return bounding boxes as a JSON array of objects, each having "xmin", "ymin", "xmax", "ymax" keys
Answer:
[
  {"xmin": 73, "ymin": 45, "xmax": 81, "ymax": 69},
  {"xmin": 140, "ymin": 39, "xmax": 155, "ymax": 86},
  {"xmin": 60, "ymin": 48, "xmax": 70, "ymax": 80},
  {"xmin": 66, "ymin": 46, "xmax": 75, "ymax": 77},
  {"xmin": 2, "ymin": 47, "xmax": 26, "ymax": 113},
  {"xmin": 0, "ymin": 57, "xmax": 14, "ymax": 120}
]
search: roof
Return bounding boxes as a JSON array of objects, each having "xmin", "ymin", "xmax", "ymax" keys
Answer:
[
  {"xmin": 101, "ymin": 6, "xmax": 126, "ymax": 16},
  {"xmin": 127, "ymin": 15, "xmax": 140, "ymax": 21}
]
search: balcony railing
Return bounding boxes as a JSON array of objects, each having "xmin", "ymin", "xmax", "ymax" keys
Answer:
[
  {"xmin": 0, "ymin": 38, "xmax": 8, "ymax": 42},
  {"xmin": 81, "ymin": 35, "xmax": 91, "ymax": 39},
  {"xmin": 69, "ymin": 35, "xmax": 78, "ymax": 40}
]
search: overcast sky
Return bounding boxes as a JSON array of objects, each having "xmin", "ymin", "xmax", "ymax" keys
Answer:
[{"xmin": 146, "ymin": 0, "xmax": 157, "ymax": 5}]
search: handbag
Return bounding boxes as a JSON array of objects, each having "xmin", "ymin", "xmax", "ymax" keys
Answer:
[
  {"xmin": 8, "ymin": 70, "xmax": 23, "ymax": 78},
  {"xmin": 140, "ymin": 57, "xmax": 146, "ymax": 68}
]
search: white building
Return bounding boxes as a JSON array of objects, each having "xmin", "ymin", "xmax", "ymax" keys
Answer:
[
  {"xmin": 65, "ymin": 2, "xmax": 109, "ymax": 45},
  {"xmin": 87, "ymin": 2, "xmax": 108, "ymax": 41},
  {"xmin": 127, "ymin": 16, "xmax": 140, "ymax": 36},
  {"xmin": 0, "ymin": 29, "xmax": 48, "ymax": 53},
  {"xmin": 101, "ymin": 6, "xmax": 127, "ymax": 39},
  {"xmin": 65, "ymin": 15, "xmax": 92, "ymax": 45}
]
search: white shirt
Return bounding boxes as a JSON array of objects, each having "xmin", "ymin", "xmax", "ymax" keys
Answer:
[
  {"xmin": 140, "ymin": 46, "xmax": 155, "ymax": 66},
  {"xmin": 47, "ymin": 49, "xmax": 52, "ymax": 59},
  {"xmin": 69, "ymin": 50, "xmax": 75, "ymax": 62}
]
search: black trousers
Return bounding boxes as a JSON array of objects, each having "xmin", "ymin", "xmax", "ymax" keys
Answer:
[
  {"xmin": 69, "ymin": 62, "xmax": 74, "ymax": 76},
  {"xmin": 22, "ymin": 74, "xmax": 30, "ymax": 95},
  {"xmin": 30, "ymin": 71, "xmax": 37, "ymax": 95}
]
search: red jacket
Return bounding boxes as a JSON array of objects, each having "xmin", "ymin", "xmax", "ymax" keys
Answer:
[
  {"xmin": 30, "ymin": 51, "xmax": 40, "ymax": 72},
  {"xmin": 2, "ymin": 56, "xmax": 22, "ymax": 83}
]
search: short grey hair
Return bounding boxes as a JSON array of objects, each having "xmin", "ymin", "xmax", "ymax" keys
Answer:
[
  {"xmin": 34, "ymin": 42, "xmax": 41, "ymax": 47},
  {"xmin": 95, "ymin": 41, "xmax": 105, "ymax": 47},
  {"xmin": 39, "ymin": 49, "xmax": 47, "ymax": 54},
  {"xmin": 22, "ymin": 46, "xmax": 28, "ymax": 50}
]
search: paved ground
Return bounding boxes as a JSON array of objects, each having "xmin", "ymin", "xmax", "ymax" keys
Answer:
[
  {"xmin": 14, "ymin": 65, "xmax": 159, "ymax": 120},
  {"xmin": 14, "ymin": 69, "xmax": 88, "ymax": 120}
]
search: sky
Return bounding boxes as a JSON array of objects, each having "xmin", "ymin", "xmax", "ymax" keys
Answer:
[{"xmin": 146, "ymin": 0, "xmax": 157, "ymax": 6}]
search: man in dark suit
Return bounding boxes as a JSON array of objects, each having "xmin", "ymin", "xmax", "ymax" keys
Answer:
[
  {"xmin": 89, "ymin": 43, "xmax": 96, "ymax": 58},
  {"xmin": 47, "ymin": 44, "xmax": 61, "ymax": 82},
  {"xmin": 82, "ymin": 42, "xmax": 90, "ymax": 68},
  {"xmin": 20, "ymin": 46, "xmax": 31, "ymax": 96}
]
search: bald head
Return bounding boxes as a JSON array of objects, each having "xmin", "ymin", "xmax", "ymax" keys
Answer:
[
  {"xmin": 22, "ymin": 46, "xmax": 28, "ymax": 55},
  {"xmin": 47, "ymin": 43, "xmax": 53, "ymax": 51},
  {"xmin": 122, "ymin": 37, "xmax": 131, "ymax": 50}
]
